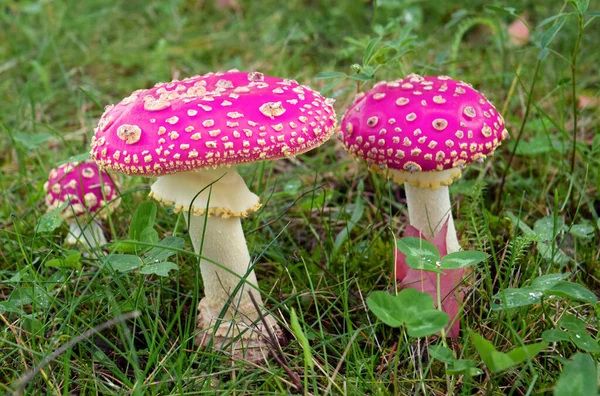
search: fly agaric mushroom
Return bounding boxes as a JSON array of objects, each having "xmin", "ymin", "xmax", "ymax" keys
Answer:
[
  {"xmin": 44, "ymin": 159, "xmax": 120, "ymax": 249},
  {"xmin": 339, "ymin": 74, "xmax": 508, "ymax": 336},
  {"xmin": 90, "ymin": 70, "xmax": 337, "ymax": 361}
]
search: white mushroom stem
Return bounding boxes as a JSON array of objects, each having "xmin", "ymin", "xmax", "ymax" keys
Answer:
[
  {"xmin": 404, "ymin": 183, "xmax": 461, "ymax": 254},
  {"xmin": 65, "ymin": 220, "xmax": 107, "ymax": 249},
  {"xmin": 186, "ymin": 214, "xmax": 262, "ymax": 323},
  {"xmin": 149, "ymin": 168, "xmax": 278, "ymax": 351}
]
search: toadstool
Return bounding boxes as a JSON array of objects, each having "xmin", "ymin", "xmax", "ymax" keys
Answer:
[
  {"xmin": 339, "ymin": 74, "xmax": 508, "ymax": 336},
  {"xmin": 90, "ymin": 70, "xmax": 337, "ymax": 361},
  {"xmin": 44, "ymin": 159, "xmax": 120, "ymax": 249}
]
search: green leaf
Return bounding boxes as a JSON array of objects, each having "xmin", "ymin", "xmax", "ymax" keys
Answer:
[
  {"xmin": 129, "ymin": 201, "xmax": 157, "ymax": 241},
  {"xmin": 36, "ymin": 209, "xmax": 64, "ymax": 233},
  {"xmin": 571, "ymin": 0, "xmax": 589, "ymax": 13},
  {"xmin": 559, "ymin": 315, "xmax": 587, "ymax": 333},
  {"xmin": 547, "ymin": 282, "xmax": 598, "ymax": 304},
  {"xmin": 106, "ymin": 254, "xmax": 143, "ymax": 273},
  {"xmin": 469, "ymin": 330, "xmax": 545, "ymax": 373},
  {"xmin": 348, "ymin": 73, "xmax": 374, "ymax": 81},
  {"xmin": 584, "ymin": 10, "xmax": 600, "ymax": 16},
  {"xmin": 447, "ymin": 359, "xmax": 483, "ymax": 376},
  {"xmin": 440, "ymin": 251, "xmax": 487, "ymax": 270},
  {"xmin": 145, "ymin": 236, "xmax": 185, "ymax": 263},
  {"xmin": 492, "ymin": 286, "xmax": 543, "ymax": 310},
  {"xmin": 538, "ymin": 242, "xmax": 571, "ymax": 266},
  {"xmin": 554, "ymin": 353, "xmax": 597, "ymax": 396},
  {"xmin": 533, "ymin": 215, "xmax": 566, "ymax": 241},
  {"xmin": 13, "ymin": 132, "xmax": 52, "ymax": 149},
  {"xmin": 539, "ymin": 16, "xmax": 567, "ymax": 49},
  {"xmin": 334, "ymin": 190, "xmax": 364, "ymax": 252},
  {"xmin": 396, "ymin": 237, "xmax": 442, "ymax": 273},
  {"xmin": 542, "ymin": 329, "xmax": 570, "ymax": 342},
  {"xmin": 363, "ymin": 37, "xmax": 381, "ymax": 65},
  {"xmin": 367, "ymin": 290, "xmax": 447, "ymax": 337},
  {"xmin": 406, "ymin": 310, "xmax": 448, "ymax": 337},
  {"xmin": 570, "ymin": 224, "xmax": 595, "ymax": 239},
  {"xmin": 315, "ymin": 71, "xmax": 347, "ymax": 80},
  {"xmin": 532, "ymin": 273, "xmax": 571, "ymax": 289},
  {"xmin": 484, "ymin": 5, "xmax": 519, "ymax": 16},
  {"xmin": 290, "ymin": 307, "xmax": 314, "ymax": 369},
  {"xmin": 139, "ymin": 227, "xmax": 159, "ymax": 245},
  {"xmin": 366, "ymin": 291, "xmax": 406, "ymax": 327},
  {"xmin": 506, "ymin": 343, "xmax": 547, "ymax": 364},
  {"xmin": 570, "ymin": 332, "xmax": 600, "ymax": 353},
  {"xmin": 429, "ymin": 345, "xmax": 455, "ymax": 364},
  {"xmin": 45, "ymin": 251, "xmax": 82, "ymax": 271},
  {"xmin": 139, "ymin": 261, "xmax": 178, "ymax": 277}
]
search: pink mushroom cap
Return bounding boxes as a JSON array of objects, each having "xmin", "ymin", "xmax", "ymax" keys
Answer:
[
  {"xmin": 340, "ymin": 74, "xmax": 509, "ymax": 188},
  {"xmin": 43, "ymin": 159, "xmax": 120, "ymax": 219},
  {"xmin": 90, "ymin": 70, "xmax": 337, "ymax": 176}
]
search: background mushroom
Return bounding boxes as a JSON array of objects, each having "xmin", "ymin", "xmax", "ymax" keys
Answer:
[
  {"xmin": 90, "ymin": 70, "xmax": 337, "ymax": 361},
  {"xmin": 339, "ymin": 74, "xmax": 508, "ymax": 336},
  {"xmin": 44, "ymin": 159, "xmax": 120, "ymax": 250}
]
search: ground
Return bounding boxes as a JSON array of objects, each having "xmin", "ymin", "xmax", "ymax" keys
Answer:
[{"xmin": 1, "ymin": 0, "xmax": 599, "ymax": 394}]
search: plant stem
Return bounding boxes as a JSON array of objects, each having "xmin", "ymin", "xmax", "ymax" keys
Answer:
[{"xmin": 570, "ymin": 14, "xmax": 584, "ymax": 174}]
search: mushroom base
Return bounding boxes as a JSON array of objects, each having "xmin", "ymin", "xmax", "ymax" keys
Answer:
[{"xmin": 195, "ymin": 298, "xmax": 283, "ymax": 362}]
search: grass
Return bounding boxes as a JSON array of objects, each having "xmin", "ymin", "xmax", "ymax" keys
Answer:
[{"xmin": 1, "ymin": 0, "xmax": 599, "ymax": 394}]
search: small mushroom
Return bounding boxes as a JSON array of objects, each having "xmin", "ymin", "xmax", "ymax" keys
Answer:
[
  {"xmin": 43, "ymin": 160, "xmax": 120, "ymax": 250},
  {"xmin": 90, "ymin": 70, "xmax": 337, "ymax": 362},
  {"xmin": 339, "ymin": 74, "xmax": 508, "ymax": 337}
]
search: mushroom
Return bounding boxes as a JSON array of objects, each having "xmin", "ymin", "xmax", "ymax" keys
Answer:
[
  {"xmin": 43, "ymin": 159, "xmax": 120, "ymax": 249},
  {"xmin": 339, "ymin": 74, "xmax": 508, "ymax": 336},
  {"xmin": 90, "ymin": 70, "xmax": 337, "ymax": 361}
]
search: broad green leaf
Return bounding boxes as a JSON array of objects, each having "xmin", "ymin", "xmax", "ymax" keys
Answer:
[
  {"xmin": 139, "ymin": 227, "xmax": 159, "ymax": 245},
  {"xmin": 429, "ymin": 345, "xmax": 455, "ymax": 364},
  {"xmin": 145, "ymin": 236, "xmax": 185, "ymax": 263},
  {"xmin": 570, "ymin": 332, "xmax": 600, "ymax": 353},
  {"xmin": 538, "ymin": 242, "xmax": 571, "ymax": 266},
  {"xmin": 571, "ymin": 0, "xmax": 589, "ymax": 13},
  {"xmin": 106, "ymin": 254, "xmax": 142, "ymax": 273},
  {"xmin": 36, "ymin": 207, "xmax": 64, "ymax": 233},
  {"xmin": 406, "ymin": 310, "xmax": 448, "ymax": 337},
  {"xmin": 367, "ymin": 291, "xmax": 406, "ymax": 327},
  {"xmin": 506, "ymin": 343, "xmax": 547, "ymax": 364},
  {"xmin": 440, "ymin": 251, "xmax": 487, "ymax": 270},
  {"xmin": 471, "ymin": 332, "xmax": 545, "ymax": 373},
  {"xmin": 570, "ymin": 224, "xmax": 594, "ymax": 239},
  {"xmin": 283, "ymin": 179, "xmax": 302, "ymax": 196},
  {"xmin": 534, "ymin": 215, "xmax": 566, "ymax": 241},
  {"xmin": 559, "ymin": 315, "xmax": 587, "ymax": 333},
  {"xmin": 13, "ymin": 132, "xmax": 52, "ymax": 149},
  {"xmin": 539, "ymin": 16, "xmax": 567, "ymax": 49},
  {"xmin": 8, "ymin": 285, "xmax": 51, "ymax": 309},
  {"xmin": 129, "ymin": 201, "xmax": 157, "ymax": 241},
  {"xmin": 532, "ymin": 273, "xmax": 571, "ymax": 289},
  {"xmin": 315, "ymin": 71, "xmax": 347, "ymax": 80},
  {"xmin": 547, "ymin": 282, "xmax": 597, "ymax": 304},
  {"xmin": 396, "ymin": 288, "xmax": 436, "ymax": 315},
  {"xmin": 396, "ymin": 237, "xmax": 441, "ymax": 273},
  {"xmin": 491, "ymin": 287, "xmax": 543, "ymax": 310},
  {"xmin": 554, "ymin": 353, "xmax": 597, "ymax": 396},
  {"xmin": 542, "ymin": 329, "xmax": 570, "ymax": 342},
  {"xmin": 447, "ymin": 359, "xmax": 483, "ymax": 376},
  {"xmin": 45, "ymin": 251, "xmax": 82, "ymax": 271},
  {"xmin": 139, "ymin": 261, "xmax": 178, "ymax": 277}
]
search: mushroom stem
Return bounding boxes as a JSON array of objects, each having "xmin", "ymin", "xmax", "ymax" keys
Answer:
[
  {"xmin": 65, "ymin": 220, "xmax": 106, "ymax": 249},
  {"xmin": 186, "ymin": 213, "xmax": 263, "ymax": 324},
  {"xmin": 404, "ymin": 183, "xmax": 460, "ymax": 253}
]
